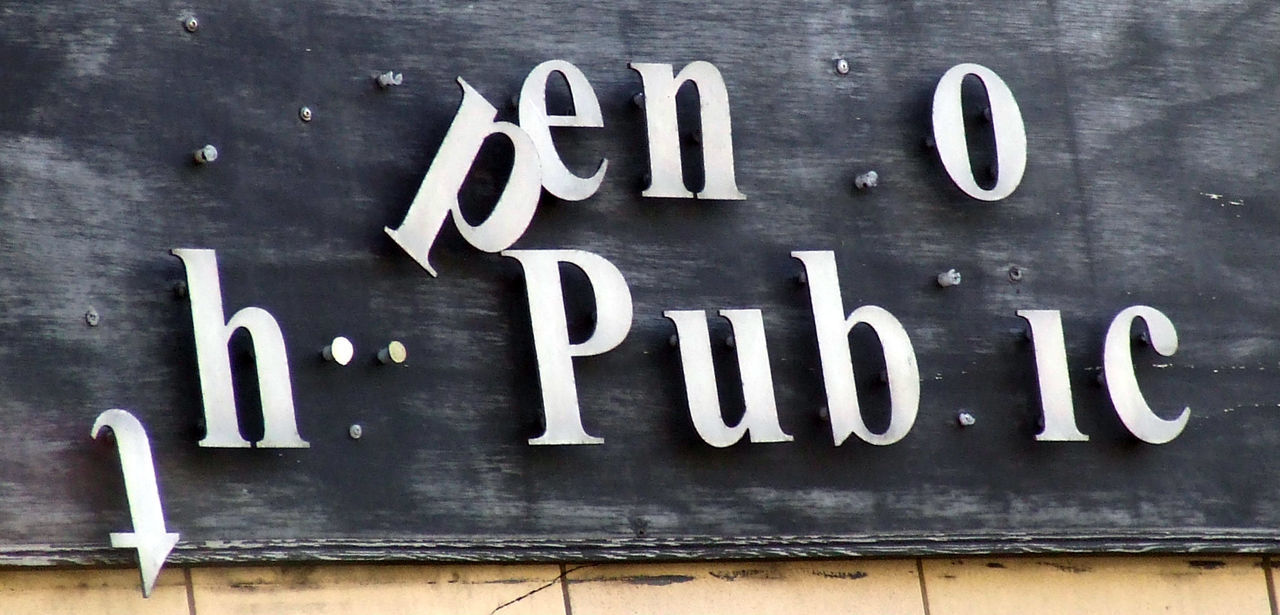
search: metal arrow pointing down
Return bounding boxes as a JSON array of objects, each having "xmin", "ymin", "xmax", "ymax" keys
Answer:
[{"xmin": 92, "ymin": 409, "xmax": 179, "ymax": 598}]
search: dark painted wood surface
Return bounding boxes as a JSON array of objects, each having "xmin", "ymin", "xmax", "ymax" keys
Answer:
[{"xmin": 0, "ymin": 1, "xmax": 1278, "ymax": 564}]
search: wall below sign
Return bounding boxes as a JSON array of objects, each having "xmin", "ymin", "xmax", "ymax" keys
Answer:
[{"xmin": 0, "ymin": 557, "xmax": 1273, "ymax": 615}]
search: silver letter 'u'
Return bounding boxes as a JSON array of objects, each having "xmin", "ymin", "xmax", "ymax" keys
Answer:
[
  {"xmin": 171, "ymin": 249, "xmax": 309, "ymax": 448},
  {"xmin": 665, "ymin": 309, "xmax": 793, "ymax": 448}
]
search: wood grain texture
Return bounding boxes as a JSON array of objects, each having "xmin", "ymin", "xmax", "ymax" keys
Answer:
[{"xmin": 0, "ymin": 0, "xmax": 1276, "ymax": 563}]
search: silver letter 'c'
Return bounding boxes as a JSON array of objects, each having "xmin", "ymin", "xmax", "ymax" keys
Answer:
[
  {"xmin": 1103, "ymin": 306, "xmax": 1189, "ymax": 444},
  {"xmin": 792, "ymin": 251, "xmax": 920, "ymax": 446},
  {"xmin": 932, "ymin": 63, "xmax": 1027, "ymax": 201},
  {"xmin": 665, "ymin": 309, "xmax": 793, "ymax": 448},
  {"xmin": 503, "ymin": 249, "xmax": 633, "ymax": 445}
]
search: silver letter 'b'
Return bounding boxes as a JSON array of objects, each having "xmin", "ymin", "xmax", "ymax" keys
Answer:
[
  {"xmin": 793, "ymin": 251, "xmax": 920, "ymax": 446},
  {"xmin": 665, "ymin": 309, "xmax": 792, "ymax": 448},
  {"xmin": 386, "ymin": 78, "xmax": 543, "ymax": 276},
  {"xmin": 503, "ymin": 249, "xmax": 633, "ymax": 445},
  {"xmin": 171, "ymin": 249, "xmax": 309, "ymax": 448},
  {"xmin": 629, "ymin": 61, "xmax": 746, "ymax": 200}
]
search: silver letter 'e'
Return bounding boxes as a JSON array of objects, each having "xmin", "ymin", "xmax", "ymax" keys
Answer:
[
  {"xmin": 502, "ymin": 249, "xmax": 633, "ymax": 445},
  {"xmin": 519, "ymin": 60, "xmax": 607, "ymax": 201},
  {"xmin": 1103, "ymin": 306, "xmax": 1189, "ymax": 444},
  {"xmin": 1017, "ymin": 309, "xmax": 1089, "ymax": 441},
  {"xmin": 385, "ymin": 78, "xmax": 543, "ymax": 276},
  {"xmin": 93, "ymin": 409, "xmax": 179, "ymax": 598},
  {"xmin": 792, "ymin": 251, "xmax": 920, "ymax": 446},
  {"xmin": 629, "ymin": 61, "xmax": 746, "ymax": 200},
  {"xmin": 931, "ymin": 63, "xmax": 1027, "ymax": 201},
  {"xmin": 664, "ymin": 309, "xmax": 793, "ymax": 448},
  {"xmin": 171, "ymin": 249, "xmax": 309, "ymax": 448}
]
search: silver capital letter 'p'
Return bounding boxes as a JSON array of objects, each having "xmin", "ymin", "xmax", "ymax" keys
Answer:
[{"xmin": 503, "ymin": 249, "xmax": 633, "ymax": 445}]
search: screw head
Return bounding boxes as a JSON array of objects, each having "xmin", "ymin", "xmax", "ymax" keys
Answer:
[
  {"xmin": 298, "ymin": 106, "xmax": 313, "ymax": 122},
  {"xmin": 957, "ymin": 411, "xmax": 977, "ymax": 427},
  {"xmin": 376, "ymin": 71, "xmax": 403, "ymax": 88},
  {"xmin": 378, "ymin": 341, "xmax": 407, "ymax": 365},
  {"xmin": 348, "ymin": 424, "xmax": 363, "ymax": 440},
  {"xmin": 85, "ymin": 308, "xmax": 100, "ymax": 327},
  {"xmin": 183, "ymin": 16, "xmax": 199, "ymax": 33},
  {"xmin": 323, "ymin": 336, "xmax": 354, "ymax": 366},
  {"xmin": 834, "ymin": 58, "xmax": 850, "ymax": 75},
  {"xmin": 193, "ymin": 144, "xmax": 218, "ymax": 164},
  {"xmin": 1008, "ymin": 266, "xmax": 1024, "ymax": 282},
  {"xmin": 937, "ymin": 269, "xmax": 962, "ymax": 287}
]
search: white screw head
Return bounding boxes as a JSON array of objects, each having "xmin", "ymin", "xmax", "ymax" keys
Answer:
[
  {"xmin": 348, "ymin": 424, "xmax": 363, "ymax": 439},
  {"xmin": 854, "ymin": 170, "xmax": 879, "ymax": 190},
  {"xmin": 193, "ymin": 144, "xmax": 218, "ymax": 164},
  {"xmin": 957, "ymin": 411, "xmax": 976, "ymax": 427},
  {"xmin": 834, "ymin": 58, "xmax": 850, "ymax": 75},
  {"xmin": 298, "ymin": 106, "xmax": 313, "ymax": 122},
  {"xmin": 322, "ymin": 337, "xmax": 354, "ymax": 366},
  {"xmin": 184, "ymin": 17, "xmax": 199, "ymax": 33}
]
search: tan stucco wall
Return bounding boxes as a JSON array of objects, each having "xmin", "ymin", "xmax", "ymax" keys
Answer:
[{"xmin": 0, "ymin": 556, "xmax": 1274, "ymax": 614}]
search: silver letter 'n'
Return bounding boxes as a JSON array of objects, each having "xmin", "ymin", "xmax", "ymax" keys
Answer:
[
  {"xmin": 171, "ymin": 249, "xmax": 309, "ymax": 448},
  {"xmin": 629, "ymin": 61, "xmax": 746, "ymax": 200}
]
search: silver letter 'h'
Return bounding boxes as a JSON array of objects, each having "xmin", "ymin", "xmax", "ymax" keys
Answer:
[{"xmin": 171, "ymin": 249, "xmax": 309, "ymax": 448}]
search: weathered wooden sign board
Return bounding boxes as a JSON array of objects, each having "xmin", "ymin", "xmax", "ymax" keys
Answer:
[{"xmin": 2, "ymin": 1, "xmax": 1279, "ymax": 569}]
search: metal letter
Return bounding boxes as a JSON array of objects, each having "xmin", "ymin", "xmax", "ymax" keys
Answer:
[
  {"xmin": 931, "ymin": 63, "xmax": 1027, "ymax": 201},
  {"xmin": 629, "ymin": 61, "xmax": 746, "ymax": 200},
  {"xmin": 1103, "ymin": 306, "xmax": 1189, "ymax": 444},
  {"xmin": 171, "ymin": 249, "xmax": 309, "ymax": 448},
  {"xmin": 386, "ymin": 78, "xmax": 543, "ymax": 276},
  {"xmin": 502, "ymin": 249, "xmax": 633, "ymax": 445},
  {"xmin": 792, "ymin": 251, "xmax": 920, "ymax": 446},
  {"xmin": 519, "ymin": 60, "xmax": 607, "ymax": 201},
  {"xmin": 664, "ymin": 309, "xmax": 793, "ymax": 447},
  {"xmin": 1017, "ymin": 309, "xmax": 1088, "ymax": 441},
  {"xmin": 92, "ymin": 409, "xmax": 179, "ymax": 598}
]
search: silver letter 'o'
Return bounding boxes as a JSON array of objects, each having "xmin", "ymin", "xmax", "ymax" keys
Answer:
[{"xmin": 931, "ymin": 63, "xmax": 1027, "ymax": 201}]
